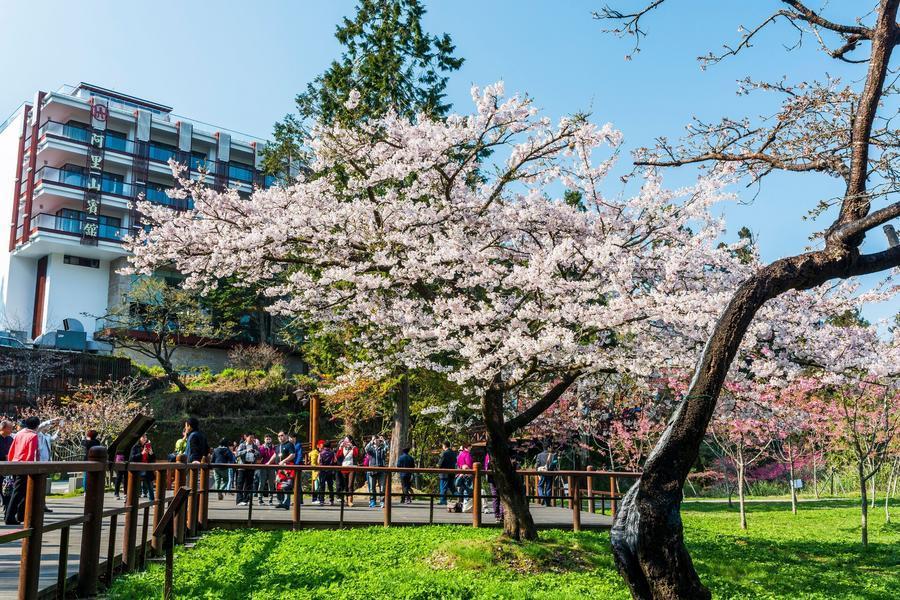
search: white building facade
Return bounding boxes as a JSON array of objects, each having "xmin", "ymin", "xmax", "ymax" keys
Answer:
[{"xmin": 0, "ymin": 83, "xmax": 274, "ymax": 348}]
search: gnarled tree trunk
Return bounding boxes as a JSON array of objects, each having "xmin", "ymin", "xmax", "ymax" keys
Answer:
[
  {"xmin": 483, "ymin": 385, "xmax": 537, "ymax": 540},
  {"xmin": 389, "ymin": 375, "xmax": 410, "ymax": 467},
  {"xmin": 610, "ymin": 249, "xmax": 858, "ymax": 599}
]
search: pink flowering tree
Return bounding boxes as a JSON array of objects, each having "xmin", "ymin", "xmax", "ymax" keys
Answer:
[
  {"xmin": 126, "ymin": 83, "xmax": 748, "ymax": 540},
  {"xmin": 706, "ymin": 382, "xmax": 773, "ymax": 529},
  {"xmin": 806, "ymin": 377, "xmax": 900, "ymax": 545}
]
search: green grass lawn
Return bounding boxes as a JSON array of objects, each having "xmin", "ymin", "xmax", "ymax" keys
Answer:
[{"xmin": 108, "ymin": 500, "xmax": 899, "ymax": 599}]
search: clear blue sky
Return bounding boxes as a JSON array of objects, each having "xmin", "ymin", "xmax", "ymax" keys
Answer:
[{"xmin": 1, "ymin": 0, "xmax": 895, "ymax": 320}]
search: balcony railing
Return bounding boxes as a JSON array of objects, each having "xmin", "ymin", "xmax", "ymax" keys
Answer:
[
  {"xmin": 23, "ymin": 213, "xmax": 130, "ymax": 243},
  {"xmin": 32, "ymin": 166, "xmax": 194, "ymax": 209},
  {"xmin": 35, "ymin": 166, "xmax": 130, "ymax": 197},
  {"xmin": 38, "ymin": 119, "xmax": 272, "ymax": 188}
]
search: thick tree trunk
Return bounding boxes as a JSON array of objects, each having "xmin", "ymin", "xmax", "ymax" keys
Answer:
[
  {"xmin": 859, "ymin": 463, "xmax": 869, "ymax": 547},
  {"xmin": 161, "ymin": 360, "xmax": 188, "ymax": 393},
  {"xmin": 737, "ymin": 459, "xmax": 747, "ymax": 530},
  {"xmin": 610, "ymin": 251, "xmax": 852, "ymax": 599},
  {"xmin": 483, "ymin": 386, "xmax": 537, "ymax": 541},
  {"xmin": 389, "ymin": 375, "xmax": 410, "ymax": 467}
]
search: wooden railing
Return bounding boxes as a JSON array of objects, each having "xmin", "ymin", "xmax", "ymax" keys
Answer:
[{"xmin": 0, "ymin": 450, "xmax": 639, "ymax": 599}]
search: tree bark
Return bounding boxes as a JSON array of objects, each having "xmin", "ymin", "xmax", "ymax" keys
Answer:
[
  {"xmin": 812, "ymin": 451, "xmax": 819, "ymax": 500},
  {"xmin": 389, "ymin": 375, "xmax": 410, "ymax": 467},
  {"xmin": 483, "ymin": 385, "xmax": 537, "ymax": 541},
  {"xmin": 788, "ymin": 448, "xmax": 797, "ymax": 515},
  {"xmin": 610, "ymin": 250, "xmax": 856, "ymax": 599},
  {"xmin": 859, "ymin": 462, "xmax": 869, "ymax": 547},
  {"xmin": 161, "ymin": 360, "xmax": 188, "ymax": 393},
  {"xmin": 737, "ymin": 456, "xmax": 747, "ymax": 530}
]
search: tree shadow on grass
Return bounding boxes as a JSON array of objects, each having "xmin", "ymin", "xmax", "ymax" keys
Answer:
[{"xmin": 690, "ymin": 534, "xmax": 900, "ymax": 599}]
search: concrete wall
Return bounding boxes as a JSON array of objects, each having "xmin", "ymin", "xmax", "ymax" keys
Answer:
[
  {"xmin": 118, "ymin": 345, "xmax": 306, "ymax": 374},
  {"xmin": 0, "ymin": 110, "xmax": 26, "ymax": 330},
  {"xmin": 43, "ymin": 252, "xmax": 111, "ymax": 337}
]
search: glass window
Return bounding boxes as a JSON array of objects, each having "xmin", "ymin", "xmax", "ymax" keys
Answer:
[
  {"xmin": 228, "ymin": 162, "xmax": 254, "ymax": 182},
  {"xmin": 62, "ymin": 121, "xmax": 90, "ymax": 143},
  {"xmin": 105, "ymin": 130, "xmax": 128, "ymax": 152}
]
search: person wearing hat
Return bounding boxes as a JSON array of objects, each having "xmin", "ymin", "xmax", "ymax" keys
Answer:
[{"xmin": 5, "ymin": 417, "xmax": 40, "ymax": 525}]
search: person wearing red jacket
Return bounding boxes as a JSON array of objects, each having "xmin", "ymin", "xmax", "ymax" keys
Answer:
[
  {"xmin": 336, "ymin": 436, "xmax": 360, "ymax": 507},
  {"xmin": 5, "ymin": 417, "xmax": 40, "ymax": 525}
]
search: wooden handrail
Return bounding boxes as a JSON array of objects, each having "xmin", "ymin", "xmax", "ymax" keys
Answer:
[{"xmin": 1, "ymin": 448, "xmax": 639, "ymax": 599}]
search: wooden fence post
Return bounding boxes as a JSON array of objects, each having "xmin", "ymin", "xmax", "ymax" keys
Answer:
[
  {"xmin": 570, "ymin": 475, "xmax": 581, "ymax": 532},
  {"xmin": 19, "ymin": 472, "xmax": 47, "ymax": 600},
  {"xmin": 174, "ymin": 457, "xmax": 186, "ymax": 544},
  {"xmin": 152, "ymin": 468, "xmax": 167, "ymax": 555},
  {"xmin": 609, "ymin": 475, "xmax": 617, "ymax": 518},
  {"xmin": 78, "ymin": 446, "xmax": 107, "ymax": 597},
  {"xmin": 586, "ymin": 466, "xmax": 595, "ymax": 514},
  {"xmin": 187, "ymin": 464, "xmax": 199, "ymax": 536},
  {"xmin": 383, "ymin": 471, "xmax": 392, "ymax": 527},
  {"xmin": 291, "ymin": 467, "xmax": 301, "ymax": 530},
  {"xmin": 472, "ymin": 463, "xmax": 482, "ymax": 528},
  {"xmin": 122, "ymin": 468, "xmax": 140, "ymax": 571},
  {"xmin": 199, "ymin": 458, "xmax": 209, "ymax": 530}
]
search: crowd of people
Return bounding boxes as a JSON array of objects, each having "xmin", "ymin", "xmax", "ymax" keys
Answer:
[{"xmin": 1, "ymin": 414, "xmax": 570, "ymax": 526}]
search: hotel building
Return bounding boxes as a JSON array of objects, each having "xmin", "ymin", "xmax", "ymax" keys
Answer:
[{"xmin": 0, "ymin": 83, "xmax": 276, "ymax": 359}]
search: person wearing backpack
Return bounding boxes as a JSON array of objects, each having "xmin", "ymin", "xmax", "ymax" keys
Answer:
[
  {"xmin": 397, "ymin": 447, "xmax": 416, "ymax": 504},
  {"xmin": 365, "ymin": 435, "xmax": 389, "ymax": 508},
  {"xmin": 212, "ymin": 439, "xmax": 236, "ymax": 500},
  {"xmin": 235, "ymin": 433, "xmax": 259, "ymax": 506},
  {"xmin": 317, "ymin": 441, "xmax": 337, "ymax": 505}
]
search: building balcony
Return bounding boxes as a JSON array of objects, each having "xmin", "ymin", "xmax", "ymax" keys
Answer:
[
  {"xmin": 35, "ymin": 120, "xmax": 275, "ymax": 189},
  {"xmin": 31, "ymin": 166, "xmax": 193, "ymax": 210},
  {"xmin": 12, "ymin": 212, "xmax": 130, "ymax": 259}
]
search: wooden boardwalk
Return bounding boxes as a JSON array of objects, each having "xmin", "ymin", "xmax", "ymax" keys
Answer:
[{"xmin": 0, "ymin": 491, "xmax": 613, "ymax": 598}]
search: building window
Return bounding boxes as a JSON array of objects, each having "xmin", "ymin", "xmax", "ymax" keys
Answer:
[{"xmin": 63, "ymin": 255, "xmax": 100, "ymax": 268}]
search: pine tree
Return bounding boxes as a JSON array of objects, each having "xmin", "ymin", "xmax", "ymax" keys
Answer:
[{"xmin": 262, "ymin": 0, "xmax": 464, "ymax": 177}]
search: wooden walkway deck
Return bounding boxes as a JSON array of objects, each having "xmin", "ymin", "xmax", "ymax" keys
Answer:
[{"xmin": 0, "ymin": 492, "xmax": 613, "ymax": 598}]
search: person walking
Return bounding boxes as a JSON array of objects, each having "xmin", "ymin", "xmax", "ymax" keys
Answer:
[
  {"xmin": 437, "ymin": 441, "xmax": 458, "ymax": 505},
  {"xmin": 397, "ymin": 447, "xmax": 415, "ymax": 504},
  {"xmin": 256, "ymin": 434, "xmax": 276, "ymax": 506},
  {"xmin": 456, "ymin": 443, "xmax": 474, "ymax": 512},
  {"xmin": 365, "ymin": 435, "xmax": 388, "ymax": 508},
  {"xmin": 212, "ymin": 438, "xmax": 236, "ymax": 500},
  {"xmin": 235, "ymin": 433, "xmax": 259, "ymax": 506},
  {"xmin": 0, "ymin": 420, "xmax": 14, "ymax": 516},
  {"xmin": 129, "ymin": 434, "xmax": 156, "ymax": 501},
  {"xmin": 317, "ymin": 441, "xmax": 336, "ymax": 505},
  {"xmin": 336, "ymin": 436, "xmax": 359, "ymax": 506},
  {"xmin": 535, "ymin": 445, "xmax": 558, "ymax": 507},
  {"xmin": 5, "ymin": 417, "xmax": 40, "ymax": 525}
]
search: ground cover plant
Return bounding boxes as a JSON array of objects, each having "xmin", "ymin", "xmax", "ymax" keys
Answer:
[{"xmin": 108, "ymin": 500, "xmax": 899, "ymax": 599}]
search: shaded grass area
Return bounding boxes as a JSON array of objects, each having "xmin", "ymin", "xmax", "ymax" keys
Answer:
[{"xmin": 108, "ymin": 500, "xmax": 899, "ymax": 599}]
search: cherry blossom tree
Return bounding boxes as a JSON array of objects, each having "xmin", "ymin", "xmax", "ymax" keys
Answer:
[
  {"xmin": 597, "ymin": 2, "xmax": 900, "ymax": 595},
  {"xmin": 706, "ymin": 384, "xmax": 773, "ymax": 530},
  {"xmin": 126, "ymin": 83, "xmax": 756, "ymax": 540},
  {"xmin": 806, "ymin": 377, "xmax": 900, "ymax": 545}
]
